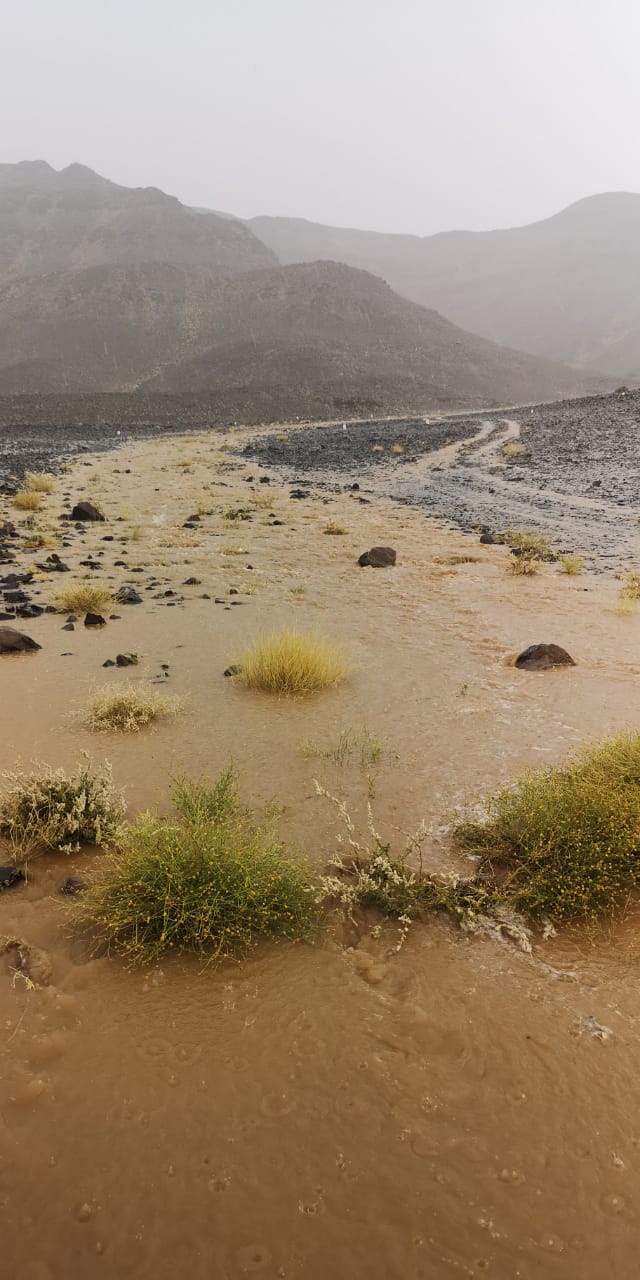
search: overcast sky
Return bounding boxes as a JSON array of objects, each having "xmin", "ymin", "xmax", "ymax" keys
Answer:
[{"xmin": 4, "ymin": 0, "xmax": 640, "ymax": 235}]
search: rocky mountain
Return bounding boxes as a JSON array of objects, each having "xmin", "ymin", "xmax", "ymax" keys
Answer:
[
  {"xmin": 0, "ymin": 160, "xmax": 276, "ymax": 283},
  {"xmin": 0, "ymin": 256, "xmax": 603, "ymax": 413},
  {"xmin": 250, "ymin": 194, "xmax": 640, "ymax": 379}
]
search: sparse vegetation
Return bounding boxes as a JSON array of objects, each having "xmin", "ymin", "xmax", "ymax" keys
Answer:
[
  {"xmin": 506, "ymin": 550, "xmax": 540, "ymax": 576},
  {"xmin": 621, "ymin": 571, "xmax": 640, "ymax": 602},
  {"xmin": 371, "ymin": 444, "xmax": 384, "ymax": 453},
  {"xmin": 502, "ymin": 441, "xmax": 527, "ymax": 459},
  {"xmin": 558, "ymin": 553, "xmax": 585, "ymax": 576},
  {"xmin": 53, "ymin": 582, "xmax": 113, "ymax": 614},
  {"xmin": 72, "ymin": 770, "xmax": 317, "ymax": 962},
  {"xmin": 235, "ymin": 629, "xmax": 351, "ymax": 695},
  {"xmin": 0, "ymin": 758, "xmax": 124, "ymax": 857},
  {"xmin": 224, "ymin": 507, "xmax": 252, "ymax": 522},
  {"xmin": 323, "ymin": 522, "xmax": 347, "ymax": 535},
  {"xmin": 390, "ymin": 443, "xmax": 404, "ymax": 454},
  {"xmin": 13, "ymin": 490, "xmax": 42, "ymax": 511},
  {"xmin": 84, "ymin": 683, "xmax": 184, "ymax": 732},
  {"xmin": 434, "ymin": 553, "xmax": 480, "ymax": 566},
  {"xmin": 503, "ymin": 529, "xmax": 556, "ymax": 559},
  {"xmin": 24, "ymin": 471, "xmax": 56, "ymax": 493},
  {"xmin": 301, "ymin": 727, "xmax": 385, "ymax": 768}
]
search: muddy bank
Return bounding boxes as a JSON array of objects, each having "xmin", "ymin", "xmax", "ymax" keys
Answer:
[{"xmin": 244, "ymin": 390, "xmax": 640, "ymax": 564}]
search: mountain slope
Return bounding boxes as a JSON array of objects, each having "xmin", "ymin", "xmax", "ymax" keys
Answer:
[
  {"xmin": 250, "ymin": 195, "xmax": 640, "ymax": 378},
  {"xmin": 0, "ymin": 259, "xmax": 604, "ymax": 414},
  {"xmin": 0, "ymin": 161, "xmax": 276, "ymax": 284}
]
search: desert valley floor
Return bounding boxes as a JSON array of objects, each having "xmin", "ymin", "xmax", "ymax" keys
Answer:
[{"xmin": 3, "ymin": 397, "xmax": 640, "ymax": 1278}]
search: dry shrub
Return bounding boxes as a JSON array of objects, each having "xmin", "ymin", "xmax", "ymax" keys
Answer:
[
  {"xmin": 53, "ymin": 582, "xmax": 113, "ymax": 614},
  {"xmin": 323, "ymin": 522, "xmax": 347, "ymax": 535},
  {"xmin": 558, "ymin": 553, "xmax": 585, "ymax": 576},
  {"xmin": 236, "ymin": 629, "xmax": 351, "ymax": 695},
  {"xmin": 502, "ymin": 441, "xmax": 526, "ymax": 459},
  {"xmin": 85, "ymin": 683, "xmax": 184, "ymax": 732},
  {"xmin": 24, "ymin": 471, "xmax": 56, "ymax": 493},
  {"xmin": 13, "ymin": 490, "xmax": 42, "ymax": 512},
  {"xmin": 0, "ymin": 758, "xmax": 124, "ymax": 856},
  {"xmin": 507, "ymin": 550, "xmax": 539, "ymax": 576}
]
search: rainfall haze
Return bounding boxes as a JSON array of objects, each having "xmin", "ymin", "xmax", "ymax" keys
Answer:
[{"xmin": 3, "ymin": 0, "xmax": 640, "ymax": 234}]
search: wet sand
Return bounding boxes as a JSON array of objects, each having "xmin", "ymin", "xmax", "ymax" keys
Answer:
[{"xmin": 3, "ymin": 426, "xmax": 640, "ymax": 1278}]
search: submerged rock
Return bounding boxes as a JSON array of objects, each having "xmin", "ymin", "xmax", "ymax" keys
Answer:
[
  {"xmin": 70, "ymin": 501, "xmax": 104, "ymax": 522},
  {"xmin": 515, "ymin": 643, "xmax": 576, "ymax": 671},
  {"xmin": 358, "ymin": 546, "xmax": 397, "ymax": 568},
  {"xmin": 0, "ymin": 626, "xmax": 41, "ymax": 653}
]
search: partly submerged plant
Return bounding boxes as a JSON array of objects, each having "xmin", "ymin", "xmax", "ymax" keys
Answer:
[
  {"xmin": 84, "ymin": 683, "xmax": 183, "ymax": 732},
  {"xmin": 235, "ymin": 629, "xmax": 351, "ymax": 695},
  {"xmin": 73, "ymin": 769, "xmax": 318, "ymax": 962},
  {"xmin": 0, "ymin": 758, "xmax": 124, "ymax": 857}
]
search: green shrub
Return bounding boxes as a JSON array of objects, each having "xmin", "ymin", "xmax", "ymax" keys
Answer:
[
  {"xmin": 73, "ymin": 770, "xmax": 318, "ymax": 962},
  {"xmin": 0, "ymin": 759, "xmax": 124, "ymax": 856},
  {"xmin": 454, "ymin": 733, "xmax": 640, "ymax": 922}
]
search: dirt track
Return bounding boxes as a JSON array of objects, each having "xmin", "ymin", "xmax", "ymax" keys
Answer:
[{"xmin": 245, "ymin": 390, "xmax": 640, "ymax": 565}]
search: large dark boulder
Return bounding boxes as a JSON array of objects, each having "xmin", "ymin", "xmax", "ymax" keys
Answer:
[
  {"xmin": 358, "ymin": 546, "xmax": 397, "ymax": 568},
  {"xmin": 515, "ymin": 643, "xmax": 575, "ymax": 671},
  {"xmin": 0, "ymin": 626, "xmax": 41, "ymax": 653},
  {"xmin": 70, "ymin": 502, "xmax": 104, "ymax": 522}
]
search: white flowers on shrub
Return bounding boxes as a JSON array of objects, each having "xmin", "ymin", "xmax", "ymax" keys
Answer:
[{"xmin": 0, "ymin": 756, "xmax": 125, "ymax": 855}]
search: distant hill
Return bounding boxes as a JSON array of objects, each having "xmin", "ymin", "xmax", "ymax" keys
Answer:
[
  {"xmin": 0, "ymin": 257, "xmax": 603, "ymax": 413},
  {"xmin": 250, "ymin": 194, "xmax": 640, "ymax": 379},
  {"xmin": 0, "ymin": 160, "xmax": 276, "ymax": 283}
]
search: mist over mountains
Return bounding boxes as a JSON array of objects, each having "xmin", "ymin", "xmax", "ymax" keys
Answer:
[
  {"xmin": 0, "ymin": 161, "xmax": 621, "ymax": 414},
  {"xmin": 251, "ymin": 194, "xmax": 640, "ymax": 380}
]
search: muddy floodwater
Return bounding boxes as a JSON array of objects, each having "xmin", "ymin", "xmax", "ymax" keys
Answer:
[{"xmin": 3, "ymin": 423, "xmax": 640, "ymax": 1277}]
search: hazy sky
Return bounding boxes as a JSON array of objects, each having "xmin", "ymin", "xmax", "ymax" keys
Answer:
[{"xmin": 4, "ymin": 0, "xmax": 640, "ymax": 235}]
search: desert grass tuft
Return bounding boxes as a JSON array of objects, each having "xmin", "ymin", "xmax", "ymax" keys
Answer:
[
  {"xmin": 558, "ymin": 553, "xmax": 585, "ymax": 576},
  {"xmin": 72, "ymin": 769, "xmax": 317, "ymax": 962},
  {"xmin": 0, "ymin": 757, "xmax": 124, "ymax": 857},
  {"xmin": 236, "ymin": 628, "xmax": 351, "ymax": 695},
  {"xmin": 84, "ymin": 683, "xmax": 184, "ymax": 732},
  {"xmin": 502, "ymin": 441, "xmax": 527, "ymax": 459},
  {"xmin": 24, "ymin": 471, "xmax": 56, "ymax": 493},
  {"xmin": 53, "ymin": 581, "xmax": 113, "ymax": 614},
  {"xmin": 323, "ymin": 522, "xmax": 347, "ymax": 535},
  {"xmin": 13, "ymin": 490, "xmax": 42, "ymax": 512}
]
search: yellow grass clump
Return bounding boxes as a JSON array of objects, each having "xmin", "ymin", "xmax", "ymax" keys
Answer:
[
  {"xmin": 53, "ymin": 582, "xmax": 113, "ymax": 614},
  {"xmin": 558, "ymin": 553, "xmax": 585, "ymax": 576},
  {"xmin": 13, "ymin": 490, "xmax": 42, "ymax": 511},
  {"xmin": 84, "ymin": 683, "xmax": 184, "ymax": 732},
  {"xmin": 24, "ymin": 471, "xmax": 56, "ymax": 493},
  {"xmin": 236, "ymin": 629, "xmax": 351, "ymax": 696}
]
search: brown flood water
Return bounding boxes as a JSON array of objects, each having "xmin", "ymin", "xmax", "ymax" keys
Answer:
[{"xmin": 2, "ymin": 429, "xmax": 640, "ymax": 1277}]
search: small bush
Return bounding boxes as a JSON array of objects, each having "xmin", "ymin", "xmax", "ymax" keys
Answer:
[
  {"xmin": 323, "ymin": 522, "xmax": 347, "ymax": 535},
  {"xmin": 621, "ymin": 571, "xmax": 640, "ymax": 602},
  {"xmin": 434, "ymin": 553, "xmax": 480, "ymax": 566},
  {"xmin": 84, "ymin": 684, "xmax": 183, "ymax": 732},
  {"xmin": 507, "ymin": 550, "xmax": 539, "ymax": 576},
  {"xmin": 236, "ymin": 629, "xmax": 351, "ymax": 695},
  {"xmin": 502, "ymin": 442, "xmax": 526, "ymax": 459},
  {"xmin": 24, "ymin": 471, "xmax": 56, "ymax": 493},
  {"xmin": 13, "ymin": 490, "xmax": 42, "ymax": 511},
  {"xmin": 390, "ymin": 443, "xmax": 404, "ymax": 454},
  {"xmin": 73, "ymin": 770, "xmax": 317, "ymax": 962},
  {"xmin": 53, "ymin": 582, "xmax": 113, "ymax": 614},
  {"xmin": 0, "ymin": 758, "xmax": 124, "ymax": 856},
  {"xmin": 558, "ymin": 553, "xmax": 585, "ymax": 576},
  {"xmin": 454, "ymin": 733, "xmax": 640, "ymax": 923},
  {"xmin": 503, "ymin": 529, "xmax": 555, "ymax": 558},
  {"xmin": 371, "ymin": 444, "xmax": 384, "ymax": 453}
]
